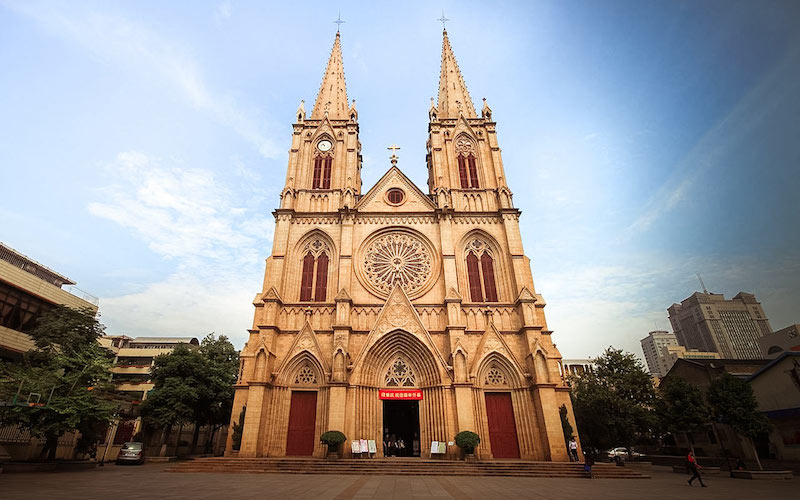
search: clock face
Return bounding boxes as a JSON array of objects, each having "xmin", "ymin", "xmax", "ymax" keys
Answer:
[{"xmin": 318, "ymin": 140, "xmax": 332, "ymax": 152}]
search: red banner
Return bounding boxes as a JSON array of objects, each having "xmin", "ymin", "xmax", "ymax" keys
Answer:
[{"xmin": 379, "ymin": 389, "xmax": 423, "ymax": 400}]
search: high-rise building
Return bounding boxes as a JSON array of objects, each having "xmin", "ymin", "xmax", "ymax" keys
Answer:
[
  {"xmin": 228, "ymin": 30, "xmax": 576, "ymax": 461},
  {"xmin": 640, "ymin": 331, "xmax": 678, "ymax": 377},
  {"xmin": 0, "ymin": 242, "xmax": 98, "ymax": 361},
  {"xmin": 668, "ymin": 292, "xmax": 772, "ymax": 359}
]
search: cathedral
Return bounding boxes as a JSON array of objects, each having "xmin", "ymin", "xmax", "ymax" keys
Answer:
[{"xmin": 226, "ymin": 29, "xmax": 580, "ymax": 461}]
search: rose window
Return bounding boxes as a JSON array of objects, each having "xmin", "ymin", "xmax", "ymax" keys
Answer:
[
  {"xmin": 362, "ymin": 232, "xmax": 432, "ymax": 296},
  {"xmin": 294, "ymin": 364, "xmax": 317, "ymax": 385},
  {"xmin": 485, "ymin": 367, "xmax": 506, "ymax": 386},
  {"xmin": 385, "ymin": 358, "xmax": 416, "ymax": 387}
]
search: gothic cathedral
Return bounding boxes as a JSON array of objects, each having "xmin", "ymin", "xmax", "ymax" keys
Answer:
[{"xmin": 227, "ymin": 30, "xmax": 579, "ymax": 461}]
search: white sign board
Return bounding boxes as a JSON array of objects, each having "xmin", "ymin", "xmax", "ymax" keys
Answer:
[
  {"xmin": 430, "ymin": 441, "xmax": 440, "ymax": 454},
  {"xmin": 368, "ymin": 440, "xmax": 377, "ymax": 454},
  {"xmin": 360, "ymin": 439, "xmax": 369, "ymax": 453},
  {"xmin": 351, "ymin": 440, "xmax": 361, "ymax": 454}
]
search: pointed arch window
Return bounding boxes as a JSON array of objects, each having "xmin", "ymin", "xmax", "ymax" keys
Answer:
[
  {"xmin": 465, "ymin": 239, "xmax": 498, "ymax": 302},
  {"xmin": 454, "ymin": 136, "xmax": 479, "ymax": 189},
  {"xmin": 312, "ymin": 157, "xmax": 332, "ymax": 189},
  {"xmin": 299, "ymin": 239, "xmax": 331, "ymax": 302}
]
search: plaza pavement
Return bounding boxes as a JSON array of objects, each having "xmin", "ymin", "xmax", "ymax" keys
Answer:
[{"xmin": 0, "ymin": 462, "xmax": 796, "ymax": 499}]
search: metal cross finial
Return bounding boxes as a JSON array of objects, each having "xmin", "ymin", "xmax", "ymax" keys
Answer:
[
  {"xmin": 334, "ymin": 12, "xmax": 345, "ymax": 32},
  {"xmin": 388, "ymin": 144, "xmax": 401, "ymax": 165},
  {"xmin": 437, "ymin": 10, "xmax": 450, "ymax": 31}
]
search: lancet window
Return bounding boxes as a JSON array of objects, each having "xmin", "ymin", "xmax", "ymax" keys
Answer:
[
  {"xmin": 384, "ymin": 358, "xmax": 416, "ymax": 387},
  {"xmin": 299, "ymin": 238, "xmax": 330, "ymax": 302},
  {"xmin": 312, "ymin": 156, "xmax": 332, "ymax": 189},
  {"xmin": 465, "ymin": 238, "xmax": 498, "ymax": 302},
  {"xmin": 455, "ymin": 136, "xmax": 479, "ymax": 189}
]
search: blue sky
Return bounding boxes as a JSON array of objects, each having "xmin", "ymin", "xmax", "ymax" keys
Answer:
[{"xmin": 1, "ymin": 0, "xmax": 798, "ymax": 358}]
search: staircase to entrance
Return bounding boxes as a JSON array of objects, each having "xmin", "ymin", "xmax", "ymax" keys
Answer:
[{"xmin": 167, "ymin": 457, "xmax": 649, "ymax": 478}]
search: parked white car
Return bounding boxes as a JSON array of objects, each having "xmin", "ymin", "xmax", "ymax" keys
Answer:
[{"xmin": 606, "ymin": 447, "xmax": 643, "ymax": 461}]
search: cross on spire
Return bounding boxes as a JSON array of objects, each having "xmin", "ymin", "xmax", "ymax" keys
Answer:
[
  {"xmin": 388, "ymin": 144, "xmax": 401, "ymax": 165},
  {"xmin": 437, "ymin": 10, "xmax": 450, "ymax": 31},
  {"xmin": 334, "ymin": 12, "xmax": 345, "ymax": 32}
]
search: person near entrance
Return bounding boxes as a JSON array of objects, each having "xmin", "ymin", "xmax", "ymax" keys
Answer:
[{"xmin": 568, "ymin": 437, "xmax": 579, "ymax": 461}]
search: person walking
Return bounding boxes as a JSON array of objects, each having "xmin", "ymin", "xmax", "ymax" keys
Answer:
[
  {"xmin": 583, "ymin": 451, "xmax": 595, "ymax": 479},
  {"xmin": 686, "ymin": 451, "xmax": 707, "ymax": 487},
  {"xmin": 568, "ymin": 438, "xmax": 579, "ymax": 461}
]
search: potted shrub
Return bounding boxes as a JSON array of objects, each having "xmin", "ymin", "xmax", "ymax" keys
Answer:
[
  {"xmin": 455, "ymin": 431, "xmax": 480, "ymax": 461},
  {"xmin": 320, "ymin": 430, "xmax": 346, "ymax": 460}
]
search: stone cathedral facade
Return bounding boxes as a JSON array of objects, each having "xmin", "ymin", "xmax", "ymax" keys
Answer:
[{"xmin": 227, "ymin": 30, "xmax": 580, "ymax": 461}]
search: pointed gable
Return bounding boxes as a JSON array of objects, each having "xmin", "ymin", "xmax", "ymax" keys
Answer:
[
  {"xmin": 350, "ymin": 285, "xmax": 449, "ymax": 375},
  {"xmin": 277, "ymin": 319, "xmax": 329, "ymax": 375},
  {"xmin": 470, "ymin": 321, "xmax": 525, "ymax": 376},
  {"xmin": 356, "ymin": 166, "xmax": 436, "ymax": 212}
]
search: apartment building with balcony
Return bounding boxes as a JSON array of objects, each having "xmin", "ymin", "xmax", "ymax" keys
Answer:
[
  {"xmin": 107, "ymin": 336, "xmax": 200, "ymax": 402},
  {"xmin": 0, "ymin": 242, "xmax": 98, "ymax": 360}
]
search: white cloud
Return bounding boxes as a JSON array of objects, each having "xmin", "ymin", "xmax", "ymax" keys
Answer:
[
  {"xmin": 4, "ymin": 1, "xmax": 279, "ymax": 158},
  {"xmin": 99, "ymin": 272, "xmax": 255, "ymax": 346},
  {"xmin": 89, "ymin": 151, "xmax": 273, "ymax": 347}
]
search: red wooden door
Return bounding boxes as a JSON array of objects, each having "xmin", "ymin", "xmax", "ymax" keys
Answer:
[
  {"xmin": 485, "ymin": 392, "xmax": 520, "ymax": 459},
  {"xmin": 286, "ymin": 391, "xmax": 317, "ymax": 456}
]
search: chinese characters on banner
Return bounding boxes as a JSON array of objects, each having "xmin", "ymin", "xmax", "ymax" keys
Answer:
[{"xmin": 378, "ymin": 389, "xmax": 423, "ymax": 400}]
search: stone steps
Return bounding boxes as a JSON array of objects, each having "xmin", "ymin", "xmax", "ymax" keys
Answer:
[{"xmin": 166, "ymin": 458, "xmax": 649, "ymax": 479}]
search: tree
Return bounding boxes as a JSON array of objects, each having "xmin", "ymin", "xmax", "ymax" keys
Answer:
[
  {"xmin": 140, "ymin": 334, "xmax": 238, "ymax": 455},
  {"xmin": 656, "ymin": 376, "xmax": 711, "ymax": 455},
  {"xmin": 571, "ymin": 347, "xmax": 656, "ymax": 459},
  {"xmin": 707, "ymin": 373, "xmax": 771, "ymax": 470},
  {"xmin": 195, "ymin": 334, "xmax": 238, "ymax": 452},
  {"xmin": 140, "ymin": 345, "xmax": 202, "ymax": 455},
  {"xmin": 0, "ymin": 306, "xmax": 114, "ymax": 460}
]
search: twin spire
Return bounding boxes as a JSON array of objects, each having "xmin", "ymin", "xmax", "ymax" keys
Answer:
[
  {"xmin": 311, "ymin": 32, "xmax": 349, "ymax": 120},
  {"xmin": 310, "ymin": 29, "xmax": 477, "ymax": 121},
  {"xmin": 436, "ymin": 30, "xmax": 476, "ymax": 119}
]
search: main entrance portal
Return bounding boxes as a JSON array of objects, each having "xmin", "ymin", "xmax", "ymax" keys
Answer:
[{"xmin": 382, "ymin": 400, "xmax": 420, "ymax": 457}]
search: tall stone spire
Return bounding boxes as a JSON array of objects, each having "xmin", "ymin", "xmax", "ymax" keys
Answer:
[
  {"xmin": 311, "ymin": 32, "xmax": 349, "ymax": 120},
  {"xmin": 437, "ymin": 30, "xmax": 476, "ymax": 119}
]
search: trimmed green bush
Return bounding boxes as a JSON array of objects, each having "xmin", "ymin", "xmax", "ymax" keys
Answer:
[
  {"xmin": 320, "ymin": 430, "xmax": 347, "ymax": 448},
  {"xmin": 455, "ymin": 430, "xmax": 481, "ymax": 454}
]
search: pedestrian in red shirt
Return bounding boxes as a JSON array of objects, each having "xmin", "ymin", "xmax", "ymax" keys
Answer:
[{"xmin": 686, "ymin": 451, "xmax": 707, "ymax": 487}]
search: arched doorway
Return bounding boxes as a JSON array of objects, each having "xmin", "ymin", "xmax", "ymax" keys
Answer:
[
  {"xmin": 381, "ymin": 357, "xmax": 421, "ymax": 457},
  {"xmin": 350, "ymin": 328, "xmax": 448, "ymax": 457}
]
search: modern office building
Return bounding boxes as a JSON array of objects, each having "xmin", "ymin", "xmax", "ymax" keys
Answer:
[
  {"xmin": 0, "ymin": 242, "xmax": 98, "ymax": 360},
  {"xmin": 667, "ymin": 292, "xmax": 772, "ymax": 359}
]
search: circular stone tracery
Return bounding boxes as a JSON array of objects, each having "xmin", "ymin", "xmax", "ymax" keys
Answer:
[{"xmin": 360, "ymin": 230, "xmax": 435, "ymax": 298}]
